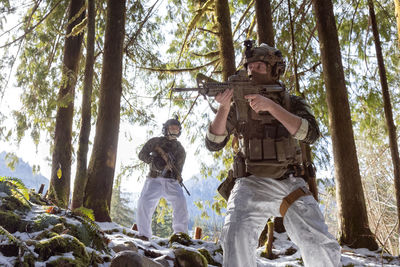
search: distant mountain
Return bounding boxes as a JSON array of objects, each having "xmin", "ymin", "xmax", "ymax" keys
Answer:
[{"xmin": 0, "ymin": 151, "xmax": 49, "ymax": 193}]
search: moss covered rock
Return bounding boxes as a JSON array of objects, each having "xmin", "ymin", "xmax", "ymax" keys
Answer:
[
  {"xmin": 51, "ymin": 223, "xmax": 66, "ymax": 234},
  {"xmin": 198, "ymin": 248, "xmax": 221, "ymax": 266},
  {"xmin": 169, "ymin": 232, "xmax": 193, "ymax": 247},
  {"xmin": 0, "ymin": 210, "xmax": 26, "ymax": 233},
  {"xmin": 31, "ymin": 213, "xmax": 63, "ymax": 232},
  {"xmin": 46, "ymin": 257, "xmax": 88, "ymax": 267},
  {"xmin": 111, "ymin": 250, "xmax": 163, "ymax": 267},
  {"xmin": 34, "ymin": 234, "xmax": 90, "ymax": 264},
  {"xmin": 34, "ymin": 229, "xmax": 60, "ymax": 240},
  {"xmin": 13, "ymin": 253, "xmax": 35, "ymax": 267},
  {"xmin": 28, "ymin": 190, "xmax": 48, "ymax": 205},
  {"xmin": 64, "ymin": 219, "xmax": 110, "ymax": 253},
  {"xmin": 0, "ymin": 195, "xmax": 31, "ymax": 213},
  {"xmin": 174, "ymin": 248, "xmax": 208, "ymax": 267}
]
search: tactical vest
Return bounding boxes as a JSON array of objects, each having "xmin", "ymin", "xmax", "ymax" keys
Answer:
[
  {"xmin": 147, "ymin": 137, "xmax": 184, "ymax": 179},
  {"xmin": 234, "ymin": 90, "xmax": 303, "ymax": 178}
]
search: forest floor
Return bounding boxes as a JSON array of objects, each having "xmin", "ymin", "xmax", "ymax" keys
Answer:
[{"xmin": 1, "ymin": 187, "xmax": 400, "ymax": 266}]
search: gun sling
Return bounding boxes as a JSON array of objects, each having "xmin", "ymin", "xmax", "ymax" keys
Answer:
[{"xmin": 279, "ymin": 186, "xmax": 312, "ymax": 217}]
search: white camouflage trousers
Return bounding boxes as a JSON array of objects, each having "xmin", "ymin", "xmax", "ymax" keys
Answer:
[
  {"xmin": 136, "ymin": 176, "xmax": 189, "ymax": 238},
  {"xmin": 221, "ymin": 175, "xmax": 341, "ymax": 267}
]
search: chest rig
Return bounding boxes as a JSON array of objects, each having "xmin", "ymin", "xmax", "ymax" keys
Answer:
[
  {"xmin": 233, "ymin": 90, "xmax": 303, "ymax": 178},
  {"xmin": 149, "ymin": 138, "xmax": 181, "ymax": 178}
]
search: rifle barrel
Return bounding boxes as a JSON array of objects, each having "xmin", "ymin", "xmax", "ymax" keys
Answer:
[{"xmin": 172, "ymin": 88, "xmax": 200, "ymax": 92}]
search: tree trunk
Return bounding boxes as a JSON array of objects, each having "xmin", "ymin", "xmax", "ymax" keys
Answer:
[
  {"xmin": 215, "ymin": 0, "xmax": 236, "ymax": 80},
  {"xmin": 395, "ymin": 0, "xmax": 400, "ymax": 49},
  {"xmin": 368, "ymin": 0, "xmax": 400, "ymax": 254},
  {"xmin": 83, "ymin": 0, "xmax": 126, "ymax": 222},
  {"xmin": 254, "ymin": 0, "xmax": 288, "ymax": 236},
  {"xmin": 71, "ymin": 0, "xmax": 96, "ymax": 210},
  {"xmin": 48, "ymin": 0, "xmax": 85, "ymax": 208},
  {"xmin": 311, "ymin": 0, "xmax": 378, "ymax": 250},
  {"xmin": 255, "ymin": 0, "xmax": 274, "ymax": 46}
]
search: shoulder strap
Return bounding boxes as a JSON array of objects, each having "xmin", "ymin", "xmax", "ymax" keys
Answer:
[{"xmin": 284, "ymin": 91, "xmax": 291, "ymax": 111}]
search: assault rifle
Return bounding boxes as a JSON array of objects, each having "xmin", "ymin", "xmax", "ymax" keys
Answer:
[
  {"xmin": 172, "ymin": 71, "xmax": 284, "ymax": 124},
  {"xmin": 154, "ymin": 146, "xmax": 191, "ymax": 196}
]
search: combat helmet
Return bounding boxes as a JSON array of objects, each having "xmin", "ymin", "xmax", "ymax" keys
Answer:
[
  {"xmin": 243, "ymin": 40, "xmax": 286, "ymax": 78},
  {"xmin": 162, "ymin": 116, "xmax": 182, "ymax": 137}
]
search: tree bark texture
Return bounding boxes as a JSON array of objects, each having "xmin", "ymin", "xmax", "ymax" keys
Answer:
[
  {"xmin": 48, "ymin": 0, "xmax": 85, "ymax": 208},
  {"xmin": 215, "ymin": 0, "xmax": 236, "ymax": 80},
  {"xmin": 311, "ymin": 0, "xmax": 378, "ymax": 250},
  {"xmin": 255, "ymin": 0, "xmax": 275, "ymax": 46},
  {"xmin": 395, "ymin": 0, "xmax": 400, "ymax": 49},
  {"xmin": 71, "ymin": 0, "xmax": 96, "ymax": 210},
  {"xmin": 369, "ymin": 0, "xmax": 400, "ymax": 254},
  {"xmin": 83, "ymin": 0, "xmax": 126, "ymax": 222}
]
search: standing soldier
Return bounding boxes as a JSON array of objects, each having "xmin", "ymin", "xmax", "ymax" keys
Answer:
[
  {"xmin": 205, "ymin": 42, "xmax": 341, "ymax": 266},
  {"xmin": 135, "ymin": 117, "xmax": 188, "ymax": 241}
]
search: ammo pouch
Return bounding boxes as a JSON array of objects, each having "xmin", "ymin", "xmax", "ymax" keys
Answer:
[
  {"xmin": 218, "ymin": 153, "xmax": 246, "ymax": 201},
  {"xmin": 217, "ymin": 169, "xmax": 236, "ymax": 201},
  {"xmin": 244, "ymin": 134, "xmax": 302, "ymax": 178},
  {"xmin": 233, "ymin": 152, "xmax": 246, "ymax": 178}
]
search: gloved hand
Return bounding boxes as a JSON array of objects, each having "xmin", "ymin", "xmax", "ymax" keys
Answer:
[
  {"xmin": 152, "ymin": 155, "xmax": 166, "ymax": 171},
  {"xmin": 142, "ymin": 153, "xmax": 154, "ymax": 164}
]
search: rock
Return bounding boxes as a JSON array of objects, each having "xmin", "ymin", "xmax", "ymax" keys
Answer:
[
  {"xmin": 198, "ymin": 248, "xmax": 221, "ymax": 266},
  {"xmin": 34, "ymin": 234, "xmax": 90, "ymax": 264},
  {"xmin": 154, "ymin": 255, "xmax": 172, "ymax": 266},
  {"xmin": 168, "ymin": 232, "xmax": 193, "ymax": 247},
  {"xmin": 0, "ymin": 210, "xmax": 26, "ymax": 233},
  {"xmin": 0, "ymin": 244, "xmax": 19, "ymax": 257},
  {"xmin": 174, "ymin": 248, "xmax": 208, "ymax": 267},
  {"xmin": 110, "ymin": 250, "xmax": 163, "ymax": 267},
  {"xmin": 112, "ymin": 241, "xmax": 138, "ymax": 253}
]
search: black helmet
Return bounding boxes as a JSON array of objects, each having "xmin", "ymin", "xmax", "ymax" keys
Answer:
[
  {"xmin": 243, "ymin": 40, "xmax": 286, "ymax": 78},
  {"xmin": 162, "ymin": 116, "xmax": 182, "ymax": 137}
]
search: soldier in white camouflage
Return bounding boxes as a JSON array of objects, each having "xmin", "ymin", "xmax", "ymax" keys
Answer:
[
  {"xmin": 135, "ymin": 118, "xmax": 188, "ymax": 241},
  {"xmin": 205, "ymin": 42, "xmax": 341, "ymax": 267}
]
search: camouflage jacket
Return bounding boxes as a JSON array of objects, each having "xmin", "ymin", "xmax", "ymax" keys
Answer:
[
  {"xmin": 205, "ymin": 93, "xmax": 320, "ymax": 155},
  {"xmin": 139, "ymin": 136, "xmax": 186, "ymax": 178}
]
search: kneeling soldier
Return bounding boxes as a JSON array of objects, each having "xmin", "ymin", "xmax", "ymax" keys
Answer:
[{"xmin": 205, "ymin": 42, "xmax": 341, "ymax": 267}]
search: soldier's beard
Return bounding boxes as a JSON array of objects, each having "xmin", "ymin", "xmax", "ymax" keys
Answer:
[
  {"xmin": 249, "ymin": 71, "xmax": 275, "ymax": 84},
  {"xmin": 167, "ymin": 135, "xmax": 178, "ymax": 140},
  {"xmin": 166, "ymin": 128, "xmax": 180, "ymax": 140}
]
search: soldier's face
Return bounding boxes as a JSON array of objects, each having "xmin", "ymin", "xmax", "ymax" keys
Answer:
[
  {"xmin": 247, "ymin": 61, "xmax": 274, "ymax": 84},
  {"xmin": 168, "ymin": 125, "xmax": 180, "ymax": 136},
  {"xmin": 247, "ymin": 61, "xmax": 268, "ymax": 75}
]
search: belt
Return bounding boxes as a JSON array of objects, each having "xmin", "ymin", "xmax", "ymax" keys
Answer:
[
  {"xmin": 149, "ymin": 170, "xmax": 174, "ymax": 179},
  {"xmin": 277, "ymin": 165, "xmax": 304, "ymax": 180}
]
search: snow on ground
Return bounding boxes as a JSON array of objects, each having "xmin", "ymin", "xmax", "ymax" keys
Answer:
[{"xmin": 1, "ymin": 204, "xmax": 400, "ymax": 266}]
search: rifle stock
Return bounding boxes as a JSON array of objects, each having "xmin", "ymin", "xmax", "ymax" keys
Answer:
[{"xmin": 154, "ymin": 146, "xmax": 191, "ymax": 196}]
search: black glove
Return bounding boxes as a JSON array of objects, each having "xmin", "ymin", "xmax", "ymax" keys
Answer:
[{"xmin": 152, "ymin": 155, "xmax": 166, "ymax": 171}]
